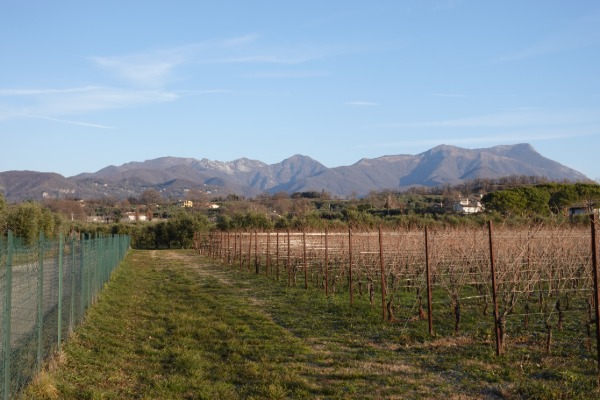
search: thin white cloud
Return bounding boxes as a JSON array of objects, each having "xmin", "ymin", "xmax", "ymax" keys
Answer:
[
  {"xmin": 346, "ymin": 101, "xmax": 378, "ymax": 107},
  {"xmin": 356, "ymin": 130, "xmax": 594, "ymax": 149},
  {"xmin": 431, "ymin": 93, "xmax": 467, "ymax": 98},
  {"xmin": 210, "ymin": 50, "xmax": 331, "ymax": 65},
  {"xmin": 0, "ymin": 86, "xmax": 180, "ymax": 120},
  {"xmin": 489, "ymin": 14, "xmax": 600, "ymax": 64},
  {"xmin": 89, "ymin": 35, "xmax": 260, "ymax": 87},
  {"xmin": 368, "ymin": 110, "xmax": 598, "ymax": 129},
  {"xmin": 23, "ymin": 114, "xmax": 116, "ymax": 129},
  {"xmin": 243, "ymin": 70, "xmax": 329, "ymax": 79},
  {"xmin": 91, "ymin": 56, "xmax": 180, "ymax": 88},
  {"xmin": 0, "ymin": 86, "xmax": 102, "ymax": 96}
]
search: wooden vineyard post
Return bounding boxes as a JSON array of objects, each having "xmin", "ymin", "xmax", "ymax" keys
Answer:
[
  {"xmin": 303, "ymin": 231, "xmax": 308, "ymax": 289},
  {"xmin": 378, "ymin": 226, "xmax": 387, "ymax": 321},
  {"xmin": 222, "ymin": 232, "xmax": 226, "ymax": 262},
  {"xmin": 248, "ymin": 231, "xmax": 252, "ymax": 271},
  {"xmin": 219, "ymin": 232, "xmax": 223, "ymax": 261},
  {"xmin": 325, "ymin": 230, "xmax": 329, "ymax": 296},
  {"xmin": 266, "ymin": 232, "xmax": 270, "ymax": 277},
  {"xmin": 287, "ymin": 230, "xmax": 291, "ymax": 286},
  {"xmin": 488, "ymin": 220, "xmax": 502, "ymax": 356},
  {"xmin": 425, "ymin": 226, "xmax": 434, "ymax": 337},
  {"xmin": 254, "ymin": 231, "xmax": 259, "ymax": 274},
  {"xmin": 349, "ymin": 228, "xmax": 354, "ymax": 306},
  {"xmin": 276, "ymin": 231, "xmax": 280, "ymax": 281},
  {"xmin": 238, "ymin": 232, "xmax": 243, "ymax": 269},
  {"xmin": 590, "ymin": 213, "xmax": 600, "ymax": 386},
  {"xmin": 226, "ymin": 232, "xmax": 231, "ymax": 265}
]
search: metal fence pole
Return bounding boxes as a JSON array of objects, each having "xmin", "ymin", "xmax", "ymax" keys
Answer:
[
  {"xmin": 36, "ymin": 232, "xmax": 44, "ymax": 371},
  {"xmin": 57, "ymin": 234, "xmax": 64, "ymax": 350},
  {"xmin": 70, "ymin": 238, "xmax": 76, "ymax": 334},
  {"xmin": 590, "ymin": 213, "xmax": 600, "ymax": 386},
  {"xmin": 3, "ymin": 232, "xmax": 14, "ymax": 400}
]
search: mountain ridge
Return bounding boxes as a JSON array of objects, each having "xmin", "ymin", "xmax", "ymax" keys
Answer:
[{"xmin": 0, "ymin": 144, "xmax": 590, "ymax": 201}]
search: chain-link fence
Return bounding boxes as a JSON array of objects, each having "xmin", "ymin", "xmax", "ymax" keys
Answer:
[{"xmin": 0, "ymin": 231, "xmax": 130, "ymax": 399}]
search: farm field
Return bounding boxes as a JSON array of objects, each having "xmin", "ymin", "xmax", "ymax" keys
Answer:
[{"xmin": 24, "ymin": 248, "xmax": 600, "ymax": 399}]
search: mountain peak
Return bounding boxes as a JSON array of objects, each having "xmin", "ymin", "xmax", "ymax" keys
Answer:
[{"xmin": 0, "ymin": 144, "xmax": 590, "ymax": 201}]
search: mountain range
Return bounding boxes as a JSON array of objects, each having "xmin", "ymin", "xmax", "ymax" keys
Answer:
[{"xmin": 0, "ymin": 143, "xmax": 590, "ymax": 202}]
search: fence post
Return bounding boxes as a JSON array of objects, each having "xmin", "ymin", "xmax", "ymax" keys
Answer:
[
  {"xmin": 248, "ymin": 231, "xmax": 252, "ymax": 272},
  {"xmin": 70, "ymin": 237, "xmax": 76, "ymax": 333},
  {"xmin": 36, "ymin": 232, "xmax": 44, "ymax": 372},
  {"xmin": 303, "ymin": 231, "xmax": 308, "ymax": 289},
  {"xmin": 590, "ymin": 213, "xmax": 600, "ymax": 386},
  {"xmin": 266, "ymin": 232, "xmax": 270, "ymax": 277},
  {"xmin": 425, "ymin": 227, "xmax": 434, "ymax": 336},
  {"xmin": 276, "ymin": 231, "xmax": 280, "ymax": 281},
  {"xmin": 3, "ymin": 231, "xmax": 14, "ymax": 400},
  {"xmin": 287, "ymin": 230, "xmax": 291, "ymax": 286},
  {"xmin": 80, "ymin": 234, "xmax": 86, "ymax": 319},
  {"xmin": 378, "ymin": 226, "xmax": 387, "ymax": 321},
  {"xmin": 349, "ymin": 228, "xmax": 354, "ymax": 306},
  {"xmin": 238, "ymin": 232, "xmax": 243, "ymax": 269},
  {"xmin": 227, "ymin": 232, "xmax": 231, "ymax": 265},
  {"xmin": 254, "ymin": 231, "xmax": 259, "ymax": 274},
  {"xmin": 58, "ymin": 234, "xmax": 64, "ymax": 350},
  {"xmin": 324, "ymin": 230, "xmax": 329, "ymax": 296},
  {"xmin": 488, "ymin": 221, "xmax": 502, "ymax": 356}
]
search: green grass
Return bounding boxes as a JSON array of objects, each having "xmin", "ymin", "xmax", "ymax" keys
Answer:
[{"xmin": 23, "ymin": 250, "xmax": 600, "ymax": 399}]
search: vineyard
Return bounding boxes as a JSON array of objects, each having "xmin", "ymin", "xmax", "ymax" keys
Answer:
[{"xmin": 196, "ymin": 219, "xmax": 600, "ymax": 381}]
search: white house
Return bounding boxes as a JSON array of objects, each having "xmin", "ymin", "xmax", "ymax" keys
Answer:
[
  {"xmin": 454, "ymin": 197, "xmax": 484, "ymax": 214},
  {"xmin": 124, "ymin": 212, "xmax": 148, "ymax": 222}
]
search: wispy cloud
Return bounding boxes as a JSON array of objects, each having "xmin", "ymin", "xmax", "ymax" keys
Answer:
[
  {"xmin": 23, "ymin": 114, "xmax": 116, "ymax": 129},
  {"xmin": 431, "ymin": 93, "xmax": 468, "ymax": 98},
  {"xmin": 489, "ymin": 14, "xmax": 600, "ymax": 64},
  {"xmin": 346, "ymin": 101, "xmax": 378, "ymax": 107},
  {"xmin": 243, "ymin": 70, "xmax": 329, "ymax": 79},
  {"xmin": 0, "ymin": 86, "xmax": 102, "ymax": 96},
  {"xmin": 89, "ymin": 34, "xmax": 340, "ymax": 87},
  {"xmin": 0, "ymin": 86, "xmax": 180, "ymax": 121},
  {"xmin": 368, "ymin": 109, "xmax": 598, "ymax": 129},
  {"xmin": 90, "ymin": 56, "xmax": 180, "ymax": 88},
  {"xmin": 88, "ymin": 35, "xmax": 261, "ymax": 87},
  {"xmin": 356, "ymin": 130, "xmax": 594, "ymax": 149}
]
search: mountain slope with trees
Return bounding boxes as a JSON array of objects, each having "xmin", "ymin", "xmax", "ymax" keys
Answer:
[{"xmin": 0, "ymin": 144, "xmax": 590, "ymax": 202}]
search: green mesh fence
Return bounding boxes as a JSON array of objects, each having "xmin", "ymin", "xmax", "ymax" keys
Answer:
[{"xmin": 0, "ymin": 232, "xmax": 130, "ymax": 399}]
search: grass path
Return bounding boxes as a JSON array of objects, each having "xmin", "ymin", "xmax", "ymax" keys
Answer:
[{"xmin": 23, "ymin": 250, "xmax": 599, "ymax": 399}]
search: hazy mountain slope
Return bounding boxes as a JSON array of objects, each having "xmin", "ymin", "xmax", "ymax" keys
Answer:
[
  {"xmin": 0, "ymin": 171, "xmax": 76, "ymax": 201},
  {"xmin": 0, "ymin": 144, "xmax": 590, "ymax": 201}
]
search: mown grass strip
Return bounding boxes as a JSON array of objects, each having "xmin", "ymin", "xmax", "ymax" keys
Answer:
[
  {"xmin": 23, "ymin": 250, "xmax": 314, "ymax": 399},
  {"xmin": 23, "ymin": 249, "xmax": 600, "ymax": 399}
]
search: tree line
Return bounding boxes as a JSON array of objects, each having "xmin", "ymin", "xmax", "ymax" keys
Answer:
[{"xmin": 2, "ymin": 179, "xmax": 599, "ymax": 248}]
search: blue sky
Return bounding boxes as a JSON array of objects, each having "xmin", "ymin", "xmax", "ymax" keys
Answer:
[{"xmin": 1, "ymin": 1, "xmax": 599, "ymax": 180}]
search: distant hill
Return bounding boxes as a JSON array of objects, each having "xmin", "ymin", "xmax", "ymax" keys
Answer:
[{"xmin": 0, "ymin": 144, "xmax": 590, "ymax": 202}]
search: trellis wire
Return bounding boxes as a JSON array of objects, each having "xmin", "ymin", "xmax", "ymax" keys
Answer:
[{"xmin": 196, "ymin": 220, "xmax": 600, "ymax": 381}]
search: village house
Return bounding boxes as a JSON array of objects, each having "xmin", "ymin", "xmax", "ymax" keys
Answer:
[{"xmin": 453, "ymin": 196, "xmax": 484, "ymax": 214}]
